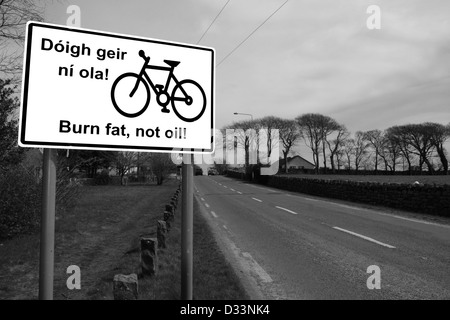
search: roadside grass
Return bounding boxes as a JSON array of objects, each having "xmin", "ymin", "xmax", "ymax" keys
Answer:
[
  {"xmin": 192, "ymin": 199, "xmax": 249, "ymax": 300},
  {"xmin": 0, "ymin": 179, "xmax": 248, "ymax": 300},
  {"xmin": 280, "ymin": 173, "xmax": 450, "ymax": 185}
]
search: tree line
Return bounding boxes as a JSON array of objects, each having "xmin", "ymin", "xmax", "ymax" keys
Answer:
[{"xmin": 223, "ymin": 114, "xmax": 450, "ymax": 175}]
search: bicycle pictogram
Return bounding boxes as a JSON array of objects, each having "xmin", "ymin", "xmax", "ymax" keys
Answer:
[{"xmin": 111, "ymin": 50, "xmax": 206, "ymax": 122}]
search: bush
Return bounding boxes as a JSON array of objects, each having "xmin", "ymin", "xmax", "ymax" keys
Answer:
[
  {"xmin": 93, "ymin": 170, "xmax": 110, "ymax": 185},
  {"xmin": 0, "ymin": 165, "xmax": 41, "ymax": 239}
]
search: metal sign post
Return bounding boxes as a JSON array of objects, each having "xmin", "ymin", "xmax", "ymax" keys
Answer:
[
  {"xmin": 19, "ymin": 21, "xmax": 214, "ymax": 301},
  {"xmin": 181, "ymin": 154, "xmax": 193, "ymax": 300},
  {"xmin": 38, "ymin": 148, "xmax": 57, "ymax": 300}
]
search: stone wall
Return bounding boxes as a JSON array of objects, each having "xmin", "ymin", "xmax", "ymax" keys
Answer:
[{"xmin": 265, "ymin": 176, "xmax": 450, "ymax": 217}]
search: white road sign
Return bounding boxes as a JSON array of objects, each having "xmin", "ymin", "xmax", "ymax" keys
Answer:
[{"xmin": 19, "ymin": 22, "xmax": 215, "ymax": 153}]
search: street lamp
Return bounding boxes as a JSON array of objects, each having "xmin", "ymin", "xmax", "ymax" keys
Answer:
[{"xmin": 233, "ymin": 112, "xmax": 253, "ymax": 121}]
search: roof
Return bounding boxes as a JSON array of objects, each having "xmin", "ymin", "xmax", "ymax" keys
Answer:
[{"xmin": 286, "ymin": 155, "xmax": 315, "ymax": 166}]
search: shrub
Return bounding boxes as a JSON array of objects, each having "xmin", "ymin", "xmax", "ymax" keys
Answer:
[
  {"xmin": 93, "ymin": 170, "xmax": 110, "ymax": 185},
  {"xmin": 0, "ymin": 165, "xmax": 41, "ymax": 239}
]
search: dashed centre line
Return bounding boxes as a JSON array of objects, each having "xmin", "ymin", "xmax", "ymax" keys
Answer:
[
  {"xmin": 205, "ymin": 203, "xmax": 210, "ymax": 208},
  {"xmin": 211, "ymin": 211, "xmax": 218, "ymax": 218},
  {"xmin": 252, "ymin": 197, "xmax": 262, "ymax": 202},
  {"xmin": 275, "ymin": 206, "xmax": 298, "ymax": 215},
  {"xmin": 332, "ymin": 226, "xmax": 396, "ymax": 249}
]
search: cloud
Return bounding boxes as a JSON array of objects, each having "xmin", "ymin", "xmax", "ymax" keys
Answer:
[
  {"xmin": 44, "ymin": 0, "xmax": 450, "ymax": 133},
  {"xmin": 331, "ymin": 77, "xmax": 450, "ymax": 132}
]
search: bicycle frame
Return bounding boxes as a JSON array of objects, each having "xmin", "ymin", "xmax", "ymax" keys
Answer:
[
  {"xmin": 130, "ymin": 59, "xmax": 188, "ymax": 102},
  {"xmin": 111, "ymin": 52, "xmax": 207, "ymax": 121}
]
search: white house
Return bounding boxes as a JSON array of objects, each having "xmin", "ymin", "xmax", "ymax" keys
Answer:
[{"xmin": 281, "ymin": 155, "xmax": 315, "ymax": 171}]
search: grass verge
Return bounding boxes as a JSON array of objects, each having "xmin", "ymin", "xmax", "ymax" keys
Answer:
[{"xmin": 0, "ymin": 179, "xmax": 247, "ymax": 300}]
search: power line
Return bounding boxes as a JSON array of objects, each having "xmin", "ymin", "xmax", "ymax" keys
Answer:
[
  {"xmin": 197, "ymin": 0, "xmax": 231, "ymax": 45},
  {"xmin": 216, "ymin": 0, "xmax": 289, "ymax": 67}
]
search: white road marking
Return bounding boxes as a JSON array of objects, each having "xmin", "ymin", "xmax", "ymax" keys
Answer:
[
  {"xmin": 275, "ymin": 206, "xmax": 298, "ymax": 215},
  {"xmin": 286, "ymin": 194, "xmax": 319, "ymax": 202},
  {"xmin": 223, "ymin": 225, "xmax": 227, "ymax": 230},
  {"xmin": 224, "ymin": 186, "xmax": 228, "ymax": 188},
  {"xmin": 237, "ymin": 191, "xmax": 243, "ymax": 194},
  {"xmin": 242, "ymin": 252, "xmax": 273, "ymax": 283},
  {"xmin": 332, "ymin": 226, "xmax": 396, "ymax": 249},
  {"xmin": 388, "ymin": 215, "xmax": 450, "ymax": 227},
  {"xmin": 286, "ymin": 192, "xmax": 450, "ymax": 229},
  {"xmin": 224, "ymin": 238, "xmax": 275, "ymax": 287},
  {"xmin": 205, "ymin": 203, "xmax": 210, "ymax": 208},
  {"xmin": 230, "ymin": 188, "xmax": 235, "ymax": 192},
  {"xmin": 200, "ymin": 197, "xmax": 205, "ymax": 201},
  {"xmin": 218, "ymin": 183, "xmax": 222, "ymax": 186},
  {"xmin": 301, "ymin": 197, "xmax": 319, "ymax": 202},
  {"xmin": 250, "ymin": 185, "xmax": 273, "ymax": 192},
  {"xmin": 252, "ymin": 197, "xmax": 262, "ymax": 202},
  {"xmin": 338, "ymin": 204, "xmax": 363, "ymax": 211},
  {"xmin": 211, "ymin": 211, "xmax": 218, "ymax": 218}
]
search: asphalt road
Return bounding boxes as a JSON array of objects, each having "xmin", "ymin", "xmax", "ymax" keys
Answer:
[{"xmin": 194, "ymin": 175, "xmax": 450, "ymax": 300}]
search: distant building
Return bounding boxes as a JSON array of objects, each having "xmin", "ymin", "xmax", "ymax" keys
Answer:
[{"xmin": 281, "ymin": 155, "xmax": 315, "ymax": 171}]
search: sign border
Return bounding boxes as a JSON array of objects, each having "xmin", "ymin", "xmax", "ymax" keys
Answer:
[{"xmin": 19, "ymin": 21, "xmax": 215, "ymax": 154}]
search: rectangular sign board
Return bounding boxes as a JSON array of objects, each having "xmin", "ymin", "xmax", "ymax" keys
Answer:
[{"xmin": 19, "ymin": 22, "xmax": 215, "ymax": 153}]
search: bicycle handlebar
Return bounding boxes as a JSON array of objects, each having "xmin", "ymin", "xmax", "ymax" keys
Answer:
[{"xmin": 139, "ymin": 50, "xmax": 150, "ymax": 62}]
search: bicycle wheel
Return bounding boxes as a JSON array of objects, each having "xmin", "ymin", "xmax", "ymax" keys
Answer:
[
  {"xmin": 111, "ymin": 72, "xmax": 150, "ymax": 118},
  {"xmin": 171, "ymin": 79, "xmax": 206, "ymax": 122}
]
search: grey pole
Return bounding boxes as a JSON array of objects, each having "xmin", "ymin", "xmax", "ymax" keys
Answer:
[
  {"xmin": 181, "ymin": 154, "xmax": 193, "ymax": 300},
  {"xmin": 39, "ymin": 148, "xmax": 57, "ymax": 300}
]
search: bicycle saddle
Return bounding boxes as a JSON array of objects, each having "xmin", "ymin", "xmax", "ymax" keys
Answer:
[{"xmin": 164, "ymin": 60, "xmax": 180, "ymax": 68}]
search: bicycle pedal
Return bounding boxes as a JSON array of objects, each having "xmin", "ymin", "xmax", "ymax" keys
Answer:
[{"xmin": 161, "ymin": 108, "xmax": 170, "ymax": 113}]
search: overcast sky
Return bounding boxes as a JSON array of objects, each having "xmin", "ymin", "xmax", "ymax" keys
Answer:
[{"xmin": 43, "ymin": 0, "xmax": 450, "ymax": 157}]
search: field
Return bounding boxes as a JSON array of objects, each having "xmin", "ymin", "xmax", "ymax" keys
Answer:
[
  {"xmin": 280, "ymin": 174, "xmax": 450, "ymax": 185},
  {"xmin": 0, "ymin": 179, "xmax": 247, "ymax": 300}
]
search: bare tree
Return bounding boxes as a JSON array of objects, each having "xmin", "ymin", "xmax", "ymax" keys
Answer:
[
  {"xmin": 326, "ymin": 124, "xmax": 350, "ymax": 173},
  {"xmin": 335, "ymin": 148, "xmax": 346, "ymax": 170},
  {"xmin": 386, "ymin": 126, "xmax": 414, "ymax": 174},
  {"xmin": 258, "ymin": 116, "xmax": 280, "ymax": 161},
  {"xmin": 342, "ymin": 139, "xmax": 354, "ymax": 170},
  {"xmin": 225, "ymin": 119, "xmax": 259, "ymax": 173},
  {"xmin": 428, "ymin": 122, "xmax": 449, "ymax": 174},
  {"xmin": 363, "ymin": 129, "xmax": 384, "ymax": 173},
  {"xmin": 296, "ymin": 113, "xmax": 340, "ymax": 173},
  {"xmin": 352, "ymin": 131, "xmax": 369, "ymax": 172},
  {"xmin": 379, "ymin": 131, "xmax": 401, "ymax": 172},
  {"xmin": 274, "ymin": 118, "xmax": 301, "ymax": 173},
  {"xmin": 0, "ymin": 0, "xmax": 44, "ymax": 83},
  {"xmin": 318, "ymin": 115, "xmax": 340, "ymax": 172},
  {"xmin": 398, "ymin": 124, "xmax": 436, "ymax": 174},
  {"xmin": 114, "ymin": 152, "xmax": 138, "ymax": 185},
  {"xmin": 296, "ymin": 114, "xmax": 322, "ymax": 174}
]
